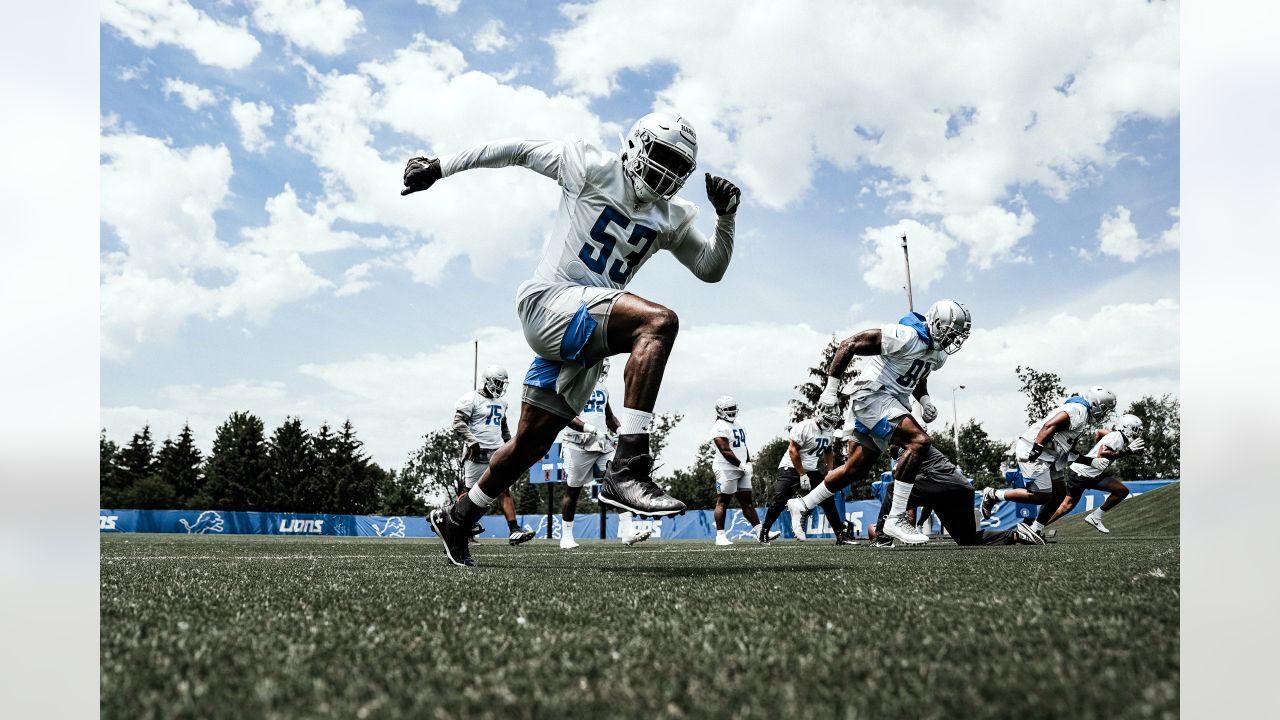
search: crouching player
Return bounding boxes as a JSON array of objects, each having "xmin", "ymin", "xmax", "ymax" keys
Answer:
[
  {"xmin": 1045, "ymin": 413, "xmax": 1146, "ymax": 534},
  {"xmin": 759, "ymin": 406, "xmax": 856, "ymax": 545},
  {"xmin": 559, "ymin": 359, "xmax": 651, "ymax": 549},
  {"xmin": 869, "ymin": 443, "xmax": 1045, "ymax": 548},
  {"xmin": 708, "ymin": 396, "xmax": 774, "ymax": 545}
]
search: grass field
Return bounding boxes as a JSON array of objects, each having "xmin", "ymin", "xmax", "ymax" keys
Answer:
[{"xmin": 101, "ymin": 488, "xmax": 1179, "ymax": 719}]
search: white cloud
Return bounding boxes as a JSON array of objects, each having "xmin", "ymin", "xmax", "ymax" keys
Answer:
[
  {"xmin": 250, "ymin": 0, "xmax": 364, "ymax": 56},
  {"xmin": 102, "ymin": 0, "xmax": 262, "ymax": 70},
  {"xmin": 860, "ymin": 219, "xmax": 956, "ymax": 294},
  {"xmin": 942, "ymin": 202, "xmax": 1036, "ymax": 269},
  {"xmin": 1096, "ymin": 205, "xmax": 1180, "ymax": 262},
  {"xmin": 472, "ymin": 20, "xmax": 511, "ymax": 53},
  {"xmin": 335, "ymin": 262, "xmax": 374, "ymax": 297},
  {"xmin": 229, "ymin": 98, "xmax": 275, "ymax": 152},
  {"xmin": 162, "ymin": 77, "xmax": 217, "ymax": 111},
  {"xmin": 416, "ymin": 0, "xmax": 460, "ymax": 13},
  {"xmin": 550, "ymin": 0, "xmax": 1177, "ymax": 263}
]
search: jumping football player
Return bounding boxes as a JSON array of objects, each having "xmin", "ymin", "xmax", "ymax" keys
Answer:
[
  {"xmin": 452, "ymin": 365, "xmax": 535, "ymax": 546},
  {"xmin": 708, "ymin": 396, "xmax": 775, "ymax": 545},
  {"xmin": 558, "ymin": 359, "xmax": 652, "ymax": 549},
  {"xmin": 980, "ymin": 387, "xmax": 1118, "ymax": 536},
  {"xmin": 786, "ymin": 300, "xmax": 973, "ymax": 545},
  {"xmin": 1044, "ymin": 413, "xmax": 1146, "ymax": 534},
  {"xmin": 760, "ymin": 406, "xmax": 857, "ymax": 545},
  {"xmin": 405, "ymin": 111, "xmax": 742, "ymax": 566}
]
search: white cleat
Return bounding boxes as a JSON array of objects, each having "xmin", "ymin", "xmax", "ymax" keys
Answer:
[
  {"xmin": 560, "ymin": 537, "xmax": 580, "ymax": 550},
  {"xmin": 786, "ymin": 498, "xmax": 810, "ymax": 540},
  {"xmin": 1011, "ymin": 523, "xmax": 1046, "ymax": 545},
  {"xmin": 883, "ymin": 515, "xmax": 929, "ymax": 545},
  {"xmin": 1085, "ymin": 514, "xmax": 1110, "ymax": 534},
  {"xmin": 622, "ymin": 529, "xmax": 652, "ymax": 547},
  {"xmin": 715, "ymin": 535, "xmax": 733, "ymax": 546}
]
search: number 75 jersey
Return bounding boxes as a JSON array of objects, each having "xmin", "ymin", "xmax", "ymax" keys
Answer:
[{"xmin": 855, "ymin": 322, "xmax": 949, "ymax": 397}]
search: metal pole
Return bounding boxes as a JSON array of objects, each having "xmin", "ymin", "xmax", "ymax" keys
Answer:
[
  {"xmin": 600, "ymin": 488, "xmax": 606, "ymax": 540},
  {"xmin": 901, "ymin": 233, "xmax": 914, "ymax": 312},
  {"xmin": 473, "ymin": 340, "xmax": 479, "ymax": 390},
  {"xmin": 547, "ymin": 484, "xmax": 555, "ymax": 540},
  {"xmin": 952, "ymin": 385, "xmax": 965, "ymax": 468}
]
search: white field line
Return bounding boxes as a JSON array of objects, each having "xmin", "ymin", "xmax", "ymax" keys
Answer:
[{"xmin": 100, "ymin": 544, "xmax": 817, "ymax": 562}]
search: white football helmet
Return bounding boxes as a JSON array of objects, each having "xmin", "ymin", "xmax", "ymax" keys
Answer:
[
  {"xmin": 817, "ymin": 403, "xmax": 844, "ymax": 431},
  {"xmin": 926, "ymin": 299, "xmax": 972, "ymax": 355},
  {"xmin": 599, "ymin": 358, "xmax": 611, "ymax": 381},
  {"xmin": 622, "ymin": 111, "xmax": 697, "ymax": 204},
  {"xmin": 715, "ymin": 395, "xmax": 738, "ymax": 422},
  {"xmin": 1083, "ymin": 387, "xmax": 1116, "ymax": 420},
  {"xmin": 482, "ymin": 365, "xmax": 508, "ymax": 397},
  {"xmin": 1114, "ymin": 413, "xmax": 1144, "ymax": 440}
]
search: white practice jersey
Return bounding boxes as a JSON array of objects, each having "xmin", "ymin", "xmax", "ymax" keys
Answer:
[
  {"xmin": 709, "ymin": 418, "xmax": 749, "ymax": 470},
  {"xmin": 1071, "ymin": 430, "xmax": 1129, "ymax": 478},
  {"xmin": 778, "ymin": 419, "xmax": 833, "ymax": 473},
  {"xmin": 560, "ymin": 381, "xmax": 611, "ymax": 450},
  {"xmin": 852, "ymin": 320, "xmax": 948, "ymax": 398},
  {"xmin": 439, "ymin": 138, "xmax": 735, "ymax": 303},
  {"xmin": 1018, "ymin": 400, "xmax": 1091, "ymax": 464},
  {"xmin": 454, "ymin": 391, "xmax": 508, "ymax": 450}
]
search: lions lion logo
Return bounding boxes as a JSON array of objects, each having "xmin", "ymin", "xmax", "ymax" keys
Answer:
[
  {"xmin": 374, "ymin": 516, "xmax": 406, "ymax": 538},
  {"xmin": 179, "ymin": 510, "xmax": 225, "ymax": 534}
]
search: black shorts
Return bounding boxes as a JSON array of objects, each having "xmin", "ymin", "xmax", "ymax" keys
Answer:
[{"xmin": 1066, "ymin": 468, "xmax": 1111, "ymax": 496}]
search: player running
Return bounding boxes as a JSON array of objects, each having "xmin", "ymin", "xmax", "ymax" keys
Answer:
[
  {"xmin": 405, "ymin": 111, "xmax": 742, "ymax": 566},
  {"xmin": 759, "ymin": 406, "xmax": 856, "ymax": 545},
  {"xmin": 707, "ymin": 396, "xmax": 775, "ymax": 545},
  {"xmin": 452, "ymin": 366, "xmax": 536, "ymax": 546},
  {"xmin": 980, "ymin": 387, "xmax": 1118, "ymax": 536},
  {"xmin": 1043, "ymin": 413, "xmax": 1146, "ymax": 534},
  {"xmin": 558, "ymin": 359, "xmax": 652, "ymax": 549},
  {"xmin": 786, "ymin": 301, "xmax": 972, "ymax": 545}
]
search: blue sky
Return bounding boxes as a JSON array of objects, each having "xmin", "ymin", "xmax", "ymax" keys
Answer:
[{"xmin": 100, "ymin": 0, "xmax": 1180, "ymax": 470}]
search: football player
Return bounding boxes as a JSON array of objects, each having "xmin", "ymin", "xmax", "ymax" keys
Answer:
[
  {"xmin": 558, "ymin": 359, "xmax": 652, "ymax": 549},
  {"xmin": 786, "ymin": 301, "xmax": 973, "ymax": 545},
  {"xmin": 452, "ymin": 366, "xmax": 535, "ymax": 546},
  {"xmin": 759, "ymin": 406, "xmax": 856, "ymax": 545},
  {"xmin": 708, "ymin": 396, "xmax": 775, "ymax": 545},
  {"xmin": 1043, "ymin": 413, "xmax": 1146, "ymax": 534},
  {"xmin": 979, "ymin": 387, "xmax": 1118, "ymax": 536},
  {"xmin": 405, "ymin": 111, "xmax": 742, "ymax": 566}
]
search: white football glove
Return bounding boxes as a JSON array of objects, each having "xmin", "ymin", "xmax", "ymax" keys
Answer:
[
  {"xmin": 1128, "ymin": 438, "xmax": 1146, "ymax": 452},
  {"xmin": 818, "ymin": 375, "xmax": 840, "ymax": 408},
  {"xmin": 1092, "ymin": 457, "xmax": 1112, "ymax": 471},
  {"xmin": 919, "ymin": 395, "xmax": 938, "ymax": 424},
  {"xmin": 741, "ymin": 462, "xmax": 754, "ymax": 482},
  {"xmin": 799, "ymin": 475, "xmax": 811, "ymax": 492}
]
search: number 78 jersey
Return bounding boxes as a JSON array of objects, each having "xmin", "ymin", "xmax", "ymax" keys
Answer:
[{"xmin": 855, "ymin": 322, "xmax": 949, "ymax": 396}]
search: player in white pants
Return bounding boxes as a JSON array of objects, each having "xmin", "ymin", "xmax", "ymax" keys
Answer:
[
  {"xmin": 558, "ymin": 360, "xmax": 651, "ymax": 549},
  {"xmin": 452, "ymin": 366, "xmax": 535, "ymax": 546},
  {"xmin": 980, "ymin": 387, "xmax": 1118, "ymax": 536},
  {"xmin": 708, "ymin": 396, "xmax": 775, "ymax": 545}
]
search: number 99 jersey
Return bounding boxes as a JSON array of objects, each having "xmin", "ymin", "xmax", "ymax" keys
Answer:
[{"xmin": 854, "ymin": 319, "xmax": 949, "ymax": 398}]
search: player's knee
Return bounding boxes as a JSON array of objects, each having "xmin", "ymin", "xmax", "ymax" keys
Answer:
[
  {"xmin": 646, "ymin": 306, "xmax": 679, "ymax": 341},
  {"xmin": 905, "ymin": 433, "xmax": 931, "ymax": 453},
  {"xmin": 1114, "ymin": 486, "xmax": 1130, "ymax": 500}
]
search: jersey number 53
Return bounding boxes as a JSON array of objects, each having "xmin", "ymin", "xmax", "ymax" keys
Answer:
[{"xmin": 579, "ymin": 207, "xmax": 658, "ymax": 284}]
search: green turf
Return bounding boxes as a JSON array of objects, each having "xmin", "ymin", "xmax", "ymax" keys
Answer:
[
  {"xmin": 1056, "ymin": 481, "xmax": 1180, "ymax": 539},
  {"xmin": 101, "ymin": 528, "xmax": 1179, "ymax": 720}
]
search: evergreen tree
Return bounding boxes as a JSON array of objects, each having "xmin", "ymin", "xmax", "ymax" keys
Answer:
[
  {"xmin": 332, "ymin": 420, "xmax": 380, "ymax": 514},
  {"xmin": 301, "ymin": 422, "xmax": 338, "ymax": 511},
  {"xmin": 202, "ymin": 412, "xmax": 269, "ymax": 510},
  {"xmin": 117, "ymin": 425, "xmax": 157, "ymax": 489},
  {"xmin": 791, "ymin": 335, "xmax": 862, "ymax": 423},
  {"xmin": 156, "ymin": 423, "xmax": 203, "ymax": 507},
  {"xmin": 1015, "ymin": 365, "xmax": 1067, "ymax": 426},
  {"xmin": 265, "ymin": 417, "xmax": 316, "ymax": 511},
  {"xmin": 100, "ymin": 429, "xmax": 125, "ymax": 508}
]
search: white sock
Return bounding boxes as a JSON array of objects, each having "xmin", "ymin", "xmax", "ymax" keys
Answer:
[
  {"xmin": 1031, "ymin": 520, "xmax": 1044, "ymax": 532},
  {"xmin": 888, "ymin": 481, "xmax": 913, "ymax": 517},
  {"xmin": 562, "ymin": 519, "xmax": 574, "ymax": 539},
  {"xmin": 1091, "ymin": 508, "xmax": 1105, "ymax": 519},
  {"xmin": 617, "ymin": 408, "xmax": 655, "ymax": 435},
  {"xmin": 716, "ymin": 529, "xmax": 726, "ymax": 538},
  {"xmin": 995, "ymin": 488, "xmax": 1009, "ymax": 500},
  {"xmin": 752, "ymin": 524, "xmax": 763, "ymax": 535},
  {"xmin": 467, "ymin": 484, "xmax": 495, "ymax": 508},
  {"xmin": 801, "ymin": 482, "xmax": 835, "ymax": 510}
]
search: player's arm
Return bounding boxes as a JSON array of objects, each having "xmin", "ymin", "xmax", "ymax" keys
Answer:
[
  {"xmin": 401, "ymin": 138, "xmax": 564, "ymax": 195},
  {"xmin": 604, "ymin": 403, "xmax": 619, "ymax": 433},
  {"xmin": 566, "ymin": 417, "xmax": 600, "ymax": 434},
  {"xmin": 822, "ymin": 446, "xmax": 835, "ymax": 472},
  {"xmin": 912, "ymin": 377, "xmax": 939, "ymax": 423},
  {"xmin": 452, "ymin": 410, "xmax": 480, "ymax": 460},
  {"xmin": 818, "ymin": 329, "xmax": 882, "ymax": 404},
  {"xmin": 712, "ymin": 437, "xmax": 741, "ymax": 467},
  {"xmin": 788, "ymin": 442, "xmax": 806, "ymax": 476},
  {"xmin": 501, "ymin": 417, "xmax": 511, "ymax": 444},
  {"xmin": 1028, "ymin": 411, "xmax": 1072, "ymax": 461},
  {"xmin": 668, "ymin": 174, "xmax": 742, "ymax": 283}
]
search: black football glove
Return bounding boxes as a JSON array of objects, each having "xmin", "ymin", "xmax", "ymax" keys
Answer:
[
  {"xmin": 704, "ymin": 173, "xmax": 741, "ymax": 216},
  {"xmin": 401, "ymin": 156, "xmax": 442, "ymax": 196}
]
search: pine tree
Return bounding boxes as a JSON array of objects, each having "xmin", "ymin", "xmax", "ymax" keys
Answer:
[
  {"xmin": 203, "ymin": 412, "xmax": 269, "ymax": 510},
  {"xmin": 156, "ymin": 423, "xmax": 203, "ymax": 507},
  {"xmin": 100, "ymin": 429, "xmax": 124, "ymax": 508},
  {"xmin": 790, "ymin": 335, "xmax": 862, "ymax": 424},
  {"xmin": 265, "ymin": 417, "xmax": 316, "ymax": 512},
  {"xmin": 300, "ymin": 422, "xmax": 338, "ymax": 511},
  {"xmin": 117, "ymin": 425, "xmax": 158, "ymax": 488},
  {"xmin": 332, "ymin": 420, "xmax": 379, "ymax": 514}
]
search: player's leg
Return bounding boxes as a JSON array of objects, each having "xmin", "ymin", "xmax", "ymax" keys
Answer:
[
  {"xmin": 1031, "ymin": 477, "xmax": 1067, "ymax": 534},
  {"xmin": 559, "ymin": 447, "xmax": 593, "ymax": 549},
  {"xmin": 881, "ymin": 415, "xmax": 932, "ymax": 543},
  {"xmin": 735, "ymin": 490, "xmax": 763, "ymax": 528},
  {"xmin": 1084, "ymin": 477, "xmax": 1129, "ymax": 533},
  {"xmin": 499, "ymin": 491, "xmax": 519, "ymax": 531},
  {"xmin": 1045, "ymin": 473, "xmax": 1087, "ymax": 526},
  {"xmin": 714, "ymin": 494, "xmax": 734, "ymax": 545},
  {"xmin": 979, "ymin": 459, "xmax": 1057, "ymax": 519},
  {"xmin": 761, "ymin": 468, "xmax": 801, "ymax": 538}
]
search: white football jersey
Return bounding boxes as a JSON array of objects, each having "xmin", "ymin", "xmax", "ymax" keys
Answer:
[
  {"xmin": 561, "ymin": 381, "xmax": 611, "ymax": 449},
  {"xmin": 777, "ymin": 419, "xmax": 833, "ymax": 472},
  {"xmin": 852, "ymin": 320, "xmax": 948, "ymax": 397},
  {"xmin": 454, "ymin": 391, "xmax": 508, "ymax": 450},
  {"xmin": 440, "ymin": 138, "xmax": 711, "ymax": 302},
  {"xmin": 709, "ymin": 418, "xmax": 749, "ymax": 470},
  {"xmin": 1071, "ymin": 430, "xmax": 1128, "ymax": 478},
  {"xmin": 1018, "ymin": 400, "xmax": 1091, "ymax": 464}
]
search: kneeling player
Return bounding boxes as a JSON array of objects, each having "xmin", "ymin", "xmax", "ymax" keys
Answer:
[
  {"xmin": 708, "ymin": 396, "xmax": 775, "ymax": 545},
  {"xmin": 760, "ymin": 406, "xmax": 855, "ymax": 545},
  {"xmin": 980, "ymin": 387, "xmax": 1117, "ymax": 536},
  {"xmin": 869, "ymin": 444, "xmax": 1044, "ymax": 548},
  {"xmin": 559, "ymin": 359, "xmax": 651, "ymax": 549},
  {"xmin": 453, "ymin": 366, "xmax": 535, "ymax": 546},
  {"xmin": 1045, "ymin": 413, "xmax": 1146, "ymax": 534}
]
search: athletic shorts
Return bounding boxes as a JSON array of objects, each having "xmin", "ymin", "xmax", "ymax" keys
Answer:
[
  {"xmin": 713, "ymin": 465, "xmax": 752, "ymax": 495},
  {"xmin": 463, "ymin": 458, "xmax": 489, "ymax": 488},
  {"xmin": 518, "ymin": 282, "xmax": 625, "ymax": 420},
  {"xmin": 563, "ymin": 445, "xmax": 613, "ymax": 488},
  {"xmin": 1066, "ymin": 468, "xmax": 1112, "ymax": 496},
  {"xmin": 1013, "ymin": 438, "xmax": 1065, "ymax": 492},
  {"xmin": 846, "ymin": 386, "xmax": 913, "ymax": 453}
]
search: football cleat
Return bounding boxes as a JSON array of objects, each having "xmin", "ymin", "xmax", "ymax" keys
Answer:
[
  {"xmin": 758, "ymin": 528, "xmax": 781, "ymax": 544},
  {"xmin": 560, "ymin": 536, "xmax": 580, "ymax": 550},
  {"xmin": 1085, "ymin": 514, "xmax": 1110, "ymax": 534},
  {"xmin": 883, "ymin": 514, "xmax": 929, "ymax": 545},
  {"xmin": 980, "ymin": 487, "xmax": 999, "ymax": 519},
  {"xmin": 622, "ymin": 528, "xmax": 652, "ymax": 546},
  {"xmin": 509, "ymin": 526, "xmax": 536, "ymax": 546},
  {"xmin": 785, "ymin": 498, "xmax": 810, "ymax": 540},
  {"xmin": 835, "ymin": 528, "xmax": 859, "ymax": 546},
  {"xmin": 869, "ymin": 535, "xmax": 894, "ymax": 549},
  {"xmin": 430, "ymin": 508, "xmax": 475, "ymax": 567},
  {"xmin": 599, "ymin": 454, "xmax": 686, "ymax": 516},
  {"xmin": 715, "ymin": 535, "xmax": 733, "ymax": 546},
  {"xmin": 1011, "ymin": 523, "xmax": 1047, "ymax": 546}
]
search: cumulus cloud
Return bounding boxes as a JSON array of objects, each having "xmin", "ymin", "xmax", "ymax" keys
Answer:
[
  {"xmin": 102, "ymin": 0, "xmax": 261, "ymax": 70},
  {"xmin": 162, "ymin": 77, "xmax": 217, "ymax": 110},
  {"xmin": 472, "ymin": 20, "xmax": 511, "ymax": 53},
  {"xmin": 335, "ymin": 262, "xmax": 374, "ymax": 297},
  {"xmin": 860, "ymin": 219, "xmax": 956, "ymax": 294},
  {"xmin": 942, "ymin": 203, "xmax": 1036, "ymax": 269},
  {"xmin": 416, "ymin": 0, "xmax": 460, "ymax": 13},
  {"xmin": 250, "ymin": 0, "xmax": 364, "ymax": 56},
  {"xmin": 1096, "ymin": 205, "xmax": 1180, "ymax": 262},
  {"xmin": 229, "ymin": 99, "xmax": 275, "ymax": 152}
]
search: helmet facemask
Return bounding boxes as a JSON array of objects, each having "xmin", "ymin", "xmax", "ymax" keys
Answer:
[
  {"xmin": 482, "ymin": 366, "xmax": 508, "ymax": 397},
  {"xmin": 817, "ymin": 405, "xmax": 844, "ymax": 431},
  {"xmin": 624, "ymin": 114, "xmax": 697, "ymax": 203},
  {"xmin": 926, "ymin": 300, "xmax": 972, "ymax": 355}
]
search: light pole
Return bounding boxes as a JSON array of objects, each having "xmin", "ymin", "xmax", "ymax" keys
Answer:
[{"xmin": 952, "ymin": 385, "xmax": 966, "ymax": 468}]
